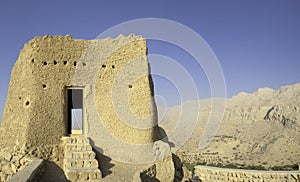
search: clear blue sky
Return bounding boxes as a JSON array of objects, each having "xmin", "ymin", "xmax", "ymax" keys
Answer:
[{"xmin": 0, "ymin": 0, "xmax": 300, "ymax": 118}]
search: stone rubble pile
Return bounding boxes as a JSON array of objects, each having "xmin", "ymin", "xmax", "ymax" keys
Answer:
[{"xmin": 0, "ymin": 147, "xmax": 29, "ymax": 181}]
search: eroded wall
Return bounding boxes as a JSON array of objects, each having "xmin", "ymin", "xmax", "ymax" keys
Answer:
[
  {"xmin": 0, "ymin": 35, "xmax": 158, "ymax": 163},
  {"xmin": 194, "ymin": 165, "xmax": 300, "ymax": 182},
  {"xmin": 1, "ymin": 35, "xmax": 85, "ymax": 148}
]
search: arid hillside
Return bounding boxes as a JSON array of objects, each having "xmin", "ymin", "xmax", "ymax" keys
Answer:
[{"xmin": 159, "ymin": 83, "xmax": 300, "ymax": 169}]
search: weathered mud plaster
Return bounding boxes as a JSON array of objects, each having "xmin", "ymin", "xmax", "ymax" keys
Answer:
[{"xmin": 0, "ymin": 34, "xmax": 160, "ymax": 164}]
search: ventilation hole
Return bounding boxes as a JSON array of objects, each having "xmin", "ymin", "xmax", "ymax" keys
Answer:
[
  {"xmin": 74, "ymin": 62, "xmax": 77, "ymax": 66},
  {"xmin": 31, "ymin": 58, "xmax": 34, "ymax": 63},
  {"xmin": 54, "ymin": 60, "xmax": 57, "ymax": 65},
  {"xmin": 43, "ymin": 62, "xmax": 47, "ymax": 65},
  {"xmin": 112, "ymin": 65, "xmax": 115, "ymax": 68},
  {"xmin": 128, "ymin": 84, "xmax": 133, "ymax": 88},
  {"xmin": 82, "ymin": 62, "xmax": 86, "ymax": 66},
  {"xmin": 42, "ymin": 84, "xmax": 47, "ymax": 89},
  {"xmin": 102, "ymin": 65, "xmax": 106, "ymax": 68},
  {"xmin": 64, "ymin": 61, "xmax": 67, "ymax": 65},
  {"xmin": 25, "ymin": 101, "xmax": 30, "ymax": 106}
]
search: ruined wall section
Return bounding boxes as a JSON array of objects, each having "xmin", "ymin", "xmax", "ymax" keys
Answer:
[
  {"xmin": 95, "ymin": 39, "xmax": 156, "ymax": 144},
  {"xmin": 1, "ymin": 35, "xmax": 88, "ymax": 149},
  {"xmin": 194, "ymin": 165, "xmax": 300, "ymax": 181},
  {"xmin": 24, "ymin": 36, "xmax": 89, "ymax": 147},
  {"xmin": 0, "ymin": 49, "xmax": 35, "ymax": 147},
  {"xmin": 81, "ymin": 36, "xmax": 159, "ymax": 163},
  {"xmin": 0, "ymin": 35, "xmax": 158, "ymax": 163}
]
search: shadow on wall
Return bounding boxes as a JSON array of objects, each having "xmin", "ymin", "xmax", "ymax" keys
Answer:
[
  {"xmin": 40, "ymin": 161, "xmax": 70, "ymax": 182},
  {"xmin": 172, "ymin": 153, "xmax": 184, "ymax": 181},
  {"xmin": 88, "ymin": 138, "xmax": 115, "ymax": 178},
  {"xmin": 157, "ymin": 126, "xmax": 175, "ymax": 148},
  {"xmin": 140, "ymin": 174, "xmax": 160, "ymax": 182},
  {"xmin": 156, "ymin": 126, "xmax": 184, "ymax": 181},
  {"xmin": 89, "ymin": 127, "xmax": 182, "ymax": 181}
]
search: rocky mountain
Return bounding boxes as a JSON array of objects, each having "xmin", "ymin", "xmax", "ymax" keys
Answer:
[{"xmin": 159, "ymin": 83, "xmax": 300, "ymax": 169}]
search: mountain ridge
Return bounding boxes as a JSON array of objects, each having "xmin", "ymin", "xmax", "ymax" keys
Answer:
[{"xmin": 158, "ymin": 82, "xmax": 300, "ymax": 169}]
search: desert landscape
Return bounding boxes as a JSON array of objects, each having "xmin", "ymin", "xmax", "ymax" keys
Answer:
[
  {"xmin": 0, "ymin": 1, "xmax": 299, "ymax": 181},
  {"xmin": 1, "ymin": 80, "xmax": 299, "ymax": 181},
  {"xmin": 159, "ymin": 82, "xmax": 300, "ymax": 173}
]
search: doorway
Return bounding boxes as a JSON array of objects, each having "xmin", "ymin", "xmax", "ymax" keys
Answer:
[{"xmin": 67, "ymin": 88, "xmax": 83, "ymax": 135}]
